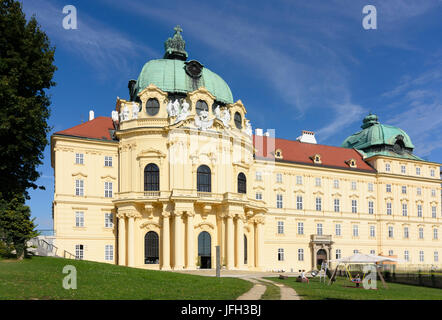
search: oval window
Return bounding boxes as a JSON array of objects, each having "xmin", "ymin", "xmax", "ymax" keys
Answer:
[
  {"xmin": 234, "ymin": 112, "xmax": 242, "ymax": 129},
  {"xmin": 196, "ymin": 100, "xmax": 208, "ymax": 115},
  {"xmin": 146, "ymin": 98, "xmax": 160, "ymax": 116}
]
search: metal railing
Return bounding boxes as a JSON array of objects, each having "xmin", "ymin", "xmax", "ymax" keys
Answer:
[{"xmin": 30, "ymin": 238, "xmax": 77, "ymax": 260}]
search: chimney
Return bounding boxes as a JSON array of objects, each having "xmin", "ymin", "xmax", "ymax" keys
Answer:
[
  {"xmin": 255, "ymin": 128, "xmax": 263, "ymax": 136},
  {"xmin": 89, "ymin": 110, "xmax": 95, "ymax": 121},
  {"xmin": 296, "ymin": 130, "xmax": 317, "ymax": 144}
]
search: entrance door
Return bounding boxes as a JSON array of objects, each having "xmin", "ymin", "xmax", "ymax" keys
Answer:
[
  {"xmin": 198, "ymin": 231, "xmax": 211, "ymax": 269},
  {"xmin": 316, "ymin": 249, "xmax": 327, "ymax": 268}
]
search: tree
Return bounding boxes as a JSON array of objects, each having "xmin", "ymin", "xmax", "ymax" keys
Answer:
[{"xmin": 0, "ymin": 0, "xmax": 56, "ymax": 258}]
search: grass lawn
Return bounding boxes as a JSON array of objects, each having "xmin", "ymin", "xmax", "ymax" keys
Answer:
[
  {"xmin": 259, "ymin": 281, "xmax": 280, "ymax": 300},
  {"xmin": 0, "ymin": 256, "xmax": 253, "ymax": 300},
  {"xmin": 269, "ymin": 276, "xmax": 442, "ymax": 300}
]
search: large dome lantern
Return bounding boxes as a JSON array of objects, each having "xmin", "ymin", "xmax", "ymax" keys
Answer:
[{"xmin": 131, "ymin": 26, "xmax": 234, "ymax": 105}]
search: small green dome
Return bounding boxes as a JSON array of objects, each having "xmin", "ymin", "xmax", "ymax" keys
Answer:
[{"xmin": 342, "ymin": 114, "xmax": 415, "ymax": 150}]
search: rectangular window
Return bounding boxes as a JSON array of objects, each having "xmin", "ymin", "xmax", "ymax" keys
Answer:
[
  {"xmin": 386, "ymin": 184, "xmax": 391, "ymax": 193},
  {"xmin": 434, "ymin": 229, "xmax": 438, "ymax": 240},
  {"xmin": 297, "ymin": 222, "xmax": 304, "ymax": 235},
  {"xmin": 385, "ymin": 163, "xmax": 391, "ymax": 172},
  {"xmin": 368, "ymin": 201, "xmax": 374, "ymax": 214},
  {"xmin": 315, "ymin": 177, "xmax": 321, "ymax": 187},
  {"xmin": 402, "ymin": 203, "xmax": 407, "ymax": 216},
  {"xmin": 255, "ymin": 171, "xmax": 262, "ymax": 181},
  {"xmin": 416, "ymin": 167, "xmax": 421, "ymax": 175},
  {"xmin": 334, "ymin": 199, "xmax": 340, "ymax": 212},
  {"xmin": 104, "ymin": 213, "xmax": 113, "ymax": 228},
  {"xmin": 388, "ymin": 250, "xmax": 394, "ymax": 256},
  {"xmin": 404, "ymin": 250, "xmax": 409, "ymax": 262},
  {"xmin": 335, "ymin": 224, "xmax": 341, "ymax": 236},
  {"xmin": 104, "ymin": 182, "xmax": 113, "ymax": 198},
  {"xmin": 419, "ymin": 250, "xmax": 424, "ymax": 262},
  {"xmin": 276, "ymin": 173, "xmax": 283, "ymax": 183},
  {"xmin": 435, "ymin": 251, "xmax": 439, "ymax": 262},
  {"xmin": 255, "ymin": 192, "xmax": 262, "ymax": 200},
  {"xmin": 430, "ymin": 169, "xmax": 435, "ymax": 177},
  {"xmin": 432, "ymin": 206, "xmax": 437, "ymax": 218},
  {"xmin": 368, "ymin": 183, "xmax": 373, "ymax": 192},
  {"xmin": 352, "ymin": 225, "xmax": 359, "ymax": 237},
  {"xmin": 370, "ymin": 226, "xmax": 375, "ymax": 237},
  {"xmin": 316, "ymin": 197, "xmax": 322, "ymax": 211},
  {"xmin": 404, "ymin": 227, "xmax": 409, "ymax": 239},
  {"xmin": 317, "ymin": 223, "xmax": 323, "ymax": 236},
  {"xmin": 277, "ymin": 221, "xmax": 284, "ymax": 234},
  {"xmin": 370, "ymin": 250, "xmax": 375, "ymax": 255},
  {"xmin": 335, "ymin": 249, "xmax": 341, "ymax": 259},
  {"xmin": 75, "ymin": 179, "xmax": 84, "ymax": 196},
  {"xmin": 333, "ymin": 179, "xmax": 339, "ymax": 189},
  {"xmin": 419, "ymin": 227, "xmax": 424, "ymax": 239},
  {"xmin": 353, "ymin": 249, "xmax": 359, "ymax": 254},
  {"xmin": 104, "ymin": 156, "xmax": 113, "ymax": 167},
  {"xmin": 431, "ymin": 189, "xmax": 436, "ymax": 197},
  {"xmin": 386, "ymin": 202, "xmax": 392, "ymax": 215},
  {"xmin": 75, "ymin": 153, "xmax": 84, "ymax": 164},
  {"xmin": 402, "ymin": 186, "xmax": 407, "ymax": 194},
  {"xmin": 75, "ymin": 211, "xmax": 84, "ymax": 227},
  {"xmin": 352, "ymin": 199, "xmax": 357, "ymax": 213},
  {"xmin": 298, "ymin": 249, "xmax": 304, "ymax": 261},
  {"xmin": 278, "ymin": 248, "xmax": 284, "ymax": 261},
  {"xmin": 417, "ymin": 204, "xmax": 422, "ymax": 217},
  {"xmin": 296, "ymin": 195, "xmax": 303, "ymax": 210},
  {"xmin": 105, "ymin": 244, "xmax": 113, "ymax": 261},
  {"xmin": 351, "ymin": 181, "xmax": 357, "ymax": 190},
  {"xmin": 276, "ymin": 194, "xmax": 283, "ymax": 208},
  {"xmin": 388, "ymin": 226, "xmax": 394, "ymax": 238},
  {"xmin": 401, "ymin": 165, "xmax": 406, "ymax": 174},
  {"xmin": 296, "ymin": 175, "xmax": 302, "ymax": 185},
  {"xmin": 417, "ymin": 187, "xmax": 422, "ymax": 196},
  {"xmin": 75, "ymin": 244, "xmax": 84, "ymax": 260}
]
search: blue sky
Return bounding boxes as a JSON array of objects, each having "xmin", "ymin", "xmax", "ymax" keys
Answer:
[{"xmin": 21, "ymin": 0, "xmax": 442, "ymax": 230}]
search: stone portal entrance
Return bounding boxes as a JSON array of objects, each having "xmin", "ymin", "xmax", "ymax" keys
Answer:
[
  {"xmin": 310, "ymin": 235, "xmax": 333, "ymax": 270},
  {"xmin": 316, "ymin": 249, "xmax": 327, "ymax": 267},
  {"xmin": 198, "ymin": 231, "xmax": 211, "ymax": 269}
]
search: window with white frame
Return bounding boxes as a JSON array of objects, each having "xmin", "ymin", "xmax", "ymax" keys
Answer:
[
  {"xmin": 335, "ymin": 224, "xmax": 341, "ymax": 236},
  {"xmin": 385, "ymin": 163, "xmax": 391, "ymax": 172},
  {"xmin": 401, "ymin": 165, "xmax": 406, "ymax": 174},
  {"xmin": 368, "ymin": 183, "xmax": 373, "ymax": 192},
  {"xmin": 75, "ymin": 179, "xmax": 84, "ymax": 196},
  {"xmin": 104, "ymin": 156, "xmax": 112, "ymax": 167},
  {"xmin": 388, "ymin": 226, "xmax": 394, "ymax": 238},
  {"xmin": 370, "ymin": 250, "xmax": 375, "ymax": 255},
  {"xmin": 417, "ymin": 204, "xmax": 423, "ymax": 217},
  {"xmin": 296, "ymin": 175, "xmax": 302, "ymax": 185},
  {"xmin": 104, "ymin": 213, "xmax": 113, "ymax": 228},
  {"xmin": 402, "ymin": 186, "xmax": 407, "ymax": 194},
  {"xmin": 431, "ymin": 189, "xmax": 436, "ymax": 197},
  {"xmin": 277, "ymin": 221, "xmax": 284, "ymax": 234},
  {"xmin": 316, "ymin": 197, "xmax": 322, "ymax": 211},
  {"xmin": 296, "ymin": 195, "xmax": 303, "ymax": 210},
  {"xmin": 104, "ymin": 181, "xmax": 113, "ymax": 198},
  {"xmin": 368, "ymin": 201, "xmax": 374, "ymax": 214},
  {"xmin": 276, "ymin": 194, "xmax": 283, "ymax": 208},
  {"xmin": 434, "ymin": 228, "xmax": 438, "ymax": 240},
  {"xmin": 353, "ymin": 249, "xmax": 359, "ymax": 254},
  {"xmin": 75, "ymin": 211, "xmax": 84, "ymax": 227},
  {"xmin": 419, "ymin": 227, "xmax": 424, "ymax": 239},
  {"xmin": 334, "ymin": 198, "xmax": 340, "ymax": 212},
  {"xmin": 402, "ymin": 203, "xmax": 407, "ymax": 216},
  {"xmin": 105, "ymin": 244, "xmax": 113, "ymax": 261},
  {"xmin": 370, "ymin": 225, "xmax": 375, "ymax": 238},
  {"xmin": 416, "ymin": 167, "xmax": 421, "ymax": 175},
  {"xmin": 75, "ymin": 244, "xmax": 84, "ymax": 260},
  {"xmin": 317, "ymin": 223, "xmax": 323, "ymax": 236},
  {"xmin": 255, "ymin": 171, "xmax": 262, "ymax": 181},
  {"xmin": 387, "ymin": 202, "xmax": 392, "ymax": 215},
  {"xmin": 386, "ymin": 184, "xmax": 392, "ymax": 193},
  {"xmin": 336, "ymin": 249, "xmax": 341, "ymax": 259},
  {"xmin": 388, "ymin": 250, "xmax": 394, "ymax": 256},
  {"xmin": 315, "ymin": 177, "xmax": 321, "ymax": 187},
  {"xmin": 333, "ymin": 179, "xmax": 339, "ymax": 189},
  {"xmin": 276, "ymin": 173, "xmax": 283, "ymax": 183},
  {"xmin": 278, "ymin": 248, "xmax": 284, "ymax": 261},
  {"xmin": 255, "ymin": 192, "xmax": 262, "ymax": 200},
  {"xmin": 297, "ymin": 222, "xmax": 304, "ymax": 235},
  {"xmin": 432, "ymin": 206, "xmax": 437, "ymax": 218},
  {"xmin": 351, "ymin": 199, "xmax": 357, "ymax": 213},
  {"xmin": 404, "ymin": 227, "xmax": 409, "ymax": 239},
  {"xmin": 404, "ymin": 250, "xmax": 409, "ymax": 262},
  {"xmin": 419, "ymin": 250, "xmax": 424, "ymax": 262},
  {"xmin": 352, "ymin": 224, "xmax": 359, "ymax": 237},
  {"xmin": 351, "ymin": 181, "xmax": 357, "ymax": 190},
  {"xmin": 417, "ymin": 187, "xmax": 422, "ymax": 196},
  {"xmin": 75, "ymin": 153, "xmax": 84, "ymax": 164},
  {"xmin": 430, "ymin": 169, "xmax": 435, "ymax": 177},
  {"xmin": 298, "ymin": 248, "xmax": 304, "ymax": 261},
  {"xmin": 435, "ymin": 251, "xmax": 439, "ymax": 262}
]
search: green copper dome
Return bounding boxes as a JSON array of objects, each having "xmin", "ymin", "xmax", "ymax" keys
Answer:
[
  {"xmin": 133, "ymin": 26, "xmax": 234, "ymax": 104},
  {"xmin": 341, "ymin": 114, "xmax": 422, "ymax": 160}
]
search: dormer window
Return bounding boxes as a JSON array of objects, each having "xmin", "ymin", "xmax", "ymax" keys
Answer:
[
  {"xmin": 311, "ymin": 154, "xmax": 321, "ymax": 164},
  {"xmin": 346, "ymin": 158, "xmax": 357, "ymax": 168},
  {"xmin": 275, "ymin": 149, "xmax": 283, "ymax": 159}
]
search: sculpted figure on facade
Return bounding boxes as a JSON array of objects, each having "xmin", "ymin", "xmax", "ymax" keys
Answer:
[
  {"xmin": 220, "ymin": 109, "xmax": 231, "ymax": 128},
  {"xmin": 245, "ymin": 119, "xmax": 252, "ymax": 137},
  {"xmin": 132, "ymin": 102, "xmax": 139, "ymax": 119},
  {"xmin": 111, "ymin": 110, "xmax": 119, "ymax": 122},
  {"xmin": 175, "ymin": 99, "xmax": 190, "ymax": 123},
  {"xmin": 166, "ymin": 99, "xmax": 174, "ymax": 117},
  {"xmin": 195, "ymin": 110, "xmax": 213, "ymax": 131},
  {"xmin": 172, "ymin": 99, "xmax": 180, "ymax": 116},
  {"xmin": 120, "ymin": 103, "xmax": 130, "ymax": 121}
]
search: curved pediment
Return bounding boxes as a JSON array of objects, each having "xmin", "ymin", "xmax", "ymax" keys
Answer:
[{"xmin": 137, "ymin": 148, "xmax": 166, "ymax": 159}]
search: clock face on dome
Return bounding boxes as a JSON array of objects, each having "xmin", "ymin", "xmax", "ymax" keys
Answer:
[{"xmin": 185, "ymin": 60, "xmax": 203, "ymax": 78}]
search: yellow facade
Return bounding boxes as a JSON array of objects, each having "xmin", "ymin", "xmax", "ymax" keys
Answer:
[{"xmin": 51, "ymin": 82, "xmax": 441, "ymax": 272}]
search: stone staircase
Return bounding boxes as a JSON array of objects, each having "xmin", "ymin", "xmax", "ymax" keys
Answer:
[{"xmin": 27, "ymin": 236, "xmax": 76, "ymax": 259}]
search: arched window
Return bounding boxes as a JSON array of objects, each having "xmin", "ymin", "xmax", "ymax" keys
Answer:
[
  {"xmin": 197, "ymin": 165, "xmax": 211, "ymax": 192},
  {"xmin": 196, "ymin": 100, "xmax": 208, "ymax": 115},
  {"xmin": 237, "ymin": 172, "xmax": 246, "ymax": 194},
  {"xmin": 145, "ymin": 231, "xmax": 159, "ymax": 264},
  {"xmin": 234, "ymin": 112, "xmax": 242, "ymax": 129},
  {"xmin": 146, "ymin": 98, "xmax": 160, "ymax": 116},
  {"xmin": 144, "ymin": 163, "xmax": 159, "ymax": 191}
]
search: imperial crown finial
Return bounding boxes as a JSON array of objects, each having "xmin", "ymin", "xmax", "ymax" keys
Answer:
[{"xmin": 164, "ymin": 25, "xmax": 188, "ymax": 61}]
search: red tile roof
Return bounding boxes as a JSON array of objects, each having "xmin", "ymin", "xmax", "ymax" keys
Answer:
[
  {"xmin": 54, "ymin": 117, "xmax": 115, "ymax": 141},
  {"xmin": 253, "ymin": 135, "xmax": 375, "ymax": 172}
]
